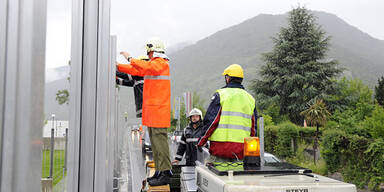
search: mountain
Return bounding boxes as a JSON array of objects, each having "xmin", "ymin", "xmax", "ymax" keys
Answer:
[
  {"xmin": 167, "ymin": 41, "xmax": 194, "ymax": 54},
  {"xmin": 45, "ymin": 11, "xmax": 384, "ymax": 117},
  {"xmin": 169, "ymin": 11, "xmax": 384, "ymax": 105},
  {"xmin": 46, "ymin": 65, "xmax": 70, "ymax": 83}
]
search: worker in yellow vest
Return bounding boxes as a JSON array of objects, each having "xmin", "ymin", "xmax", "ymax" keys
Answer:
[{"xmin": 197, "ymin": 64, "xmax": 257, "ymax": 162}]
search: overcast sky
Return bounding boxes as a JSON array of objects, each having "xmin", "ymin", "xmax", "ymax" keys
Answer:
[{"xmin": 45, "ymin": 0, "xmax": 384, "ymax": 79}]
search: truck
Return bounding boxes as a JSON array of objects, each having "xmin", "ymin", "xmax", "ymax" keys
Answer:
[{"xmin": 143, "ymin": 117, "xmax": 357, "ymax": 192}]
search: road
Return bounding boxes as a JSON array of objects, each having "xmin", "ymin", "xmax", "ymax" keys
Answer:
[{"xmin": 119, "ymin": 124, "xmax": 183, "ymax": 192}]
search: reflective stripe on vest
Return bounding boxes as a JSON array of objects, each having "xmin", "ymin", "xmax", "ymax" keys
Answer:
[
  {"xmin": 216, "ymin": 124, "xmax": 251, "ymax": 132},
  {"xmin": 144, "ymin": 75, "xmax": 170, "ymax": 80},
  {"xmin": 209, "ymin": 88, "xmax": 255, "ymax": 143},
  {"xmin": 221, "ymin": 111, "xmax": 252, "ymax": 119}
]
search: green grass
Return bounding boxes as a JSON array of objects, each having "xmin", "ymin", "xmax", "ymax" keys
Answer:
[
  {"xmin": 286, "ymin": 144, "xmax": 328, "ymax": 175},
  {"xmin": 42, "ymin": 150, "xmax": 66, "ymax": 186}
]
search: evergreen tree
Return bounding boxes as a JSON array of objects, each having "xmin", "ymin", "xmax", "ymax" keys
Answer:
[
  {"xmin": 252, "ymin": 6, "xmax": 342, "ymax": 124},
  {"xmin": 375, "ymin": 76, "xmax": 384, "ymax": 106}
]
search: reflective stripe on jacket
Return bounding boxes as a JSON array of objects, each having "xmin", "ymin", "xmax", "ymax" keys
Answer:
[
  {"xmin": 198, "ymin": 82, "xmax": 257, "ymax": 159},
  {"xmin": 209, "ymin": 88, "xmax": 255, "ymax": 143},
  {"xmin": 175, "ymin": 122, "xmax": 205, "ymax": 166},
  {"xmin": 117, "ymin": 56, "xmax": 170, "ymax": 127}
]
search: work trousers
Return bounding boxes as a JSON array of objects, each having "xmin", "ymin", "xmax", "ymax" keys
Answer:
[{"xmin": 148, "ymin": 127, "xmax": 171, "ymax": 171}]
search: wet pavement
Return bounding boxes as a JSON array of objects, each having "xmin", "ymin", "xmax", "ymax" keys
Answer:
[{"xmin": 120, "ymin": 124, "xmax": 184, "ymax": 192}]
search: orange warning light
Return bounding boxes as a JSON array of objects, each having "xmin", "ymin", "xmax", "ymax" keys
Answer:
[{"xmin": 244, "ymin": 137, "xmax": 260, "ymax": 157}]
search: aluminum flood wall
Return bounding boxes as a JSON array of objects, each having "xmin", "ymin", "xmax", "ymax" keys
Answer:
[
  {"xmin": 67, "ymin": 0, "xmax": 114, "ymax": 191},
  {"xmin": 0, "ymin": 0, "xmax": 47, "ymax": 191}
]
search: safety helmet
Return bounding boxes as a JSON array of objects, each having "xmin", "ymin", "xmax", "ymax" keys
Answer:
[
  {"xmin": 145, "ymin": 37, "xmax": 165, "ymax": 53},
  {"xmin": 222, "ymin": 64, "xmax": 244, "ymax": 78},
  {"xmin": 136, "ymin": 55, "xmax": 149, "ymax": 61},
  {"xmin": 188, "ymin": 108, "xmax": 203, "ymax": 119}
]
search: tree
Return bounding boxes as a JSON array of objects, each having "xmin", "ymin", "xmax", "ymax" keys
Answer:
[
  {"xmin": 56, "ymin": 61, "xmax": 70, "ymax": 105},
  {"xmin": 326, "ymin": 77, "xmax": 373, "ymax": 112},
  {"xmin": 362, "ymin": 105, "xmax": 384, "ymax": 139},
  {"xmin": 301, "ymin": 99, "xmax": 330, "ymax": 128},
  {"xmin": 301, "ymin": 99, "xmax": 330, "ymax": 164},
  {"xmin": 56, "ymin": 89, "xmax": 69, "ymax": 105},
  {"xmin": 252, "ymin": 6, "xmax": 342, "ymax": 124},
  {"xmin": 375, "ymin": 76, "xmax": 384, "ymax": 106}
]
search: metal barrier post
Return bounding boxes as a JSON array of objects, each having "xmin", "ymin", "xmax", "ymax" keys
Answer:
[
  {"xmin": 109, "ymin": 35, "xmax": 118, "ymax": 190},
  {"xmin": 67, "ymin": 0, "xmax": 111, "ymax": 191},
  {"xmin": 259, "ymin": 116, "xmax": 265, "ymax": 166},
  {"xmin": 50, "ymin": 128, "xmax": 55, "ymax": 178},
  {"xmin": 0, "ymin": 1, "xmax": 47, "ymax": 191},
  {"xmin": 65, "ymin": 128, "xmax": 68, "ymax": 170},
  {"xmin": 63, "ymin": 127, "xmax": 68, "ymax": 184}
]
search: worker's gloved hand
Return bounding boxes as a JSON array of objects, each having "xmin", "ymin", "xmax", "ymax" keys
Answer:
[
  {"xmin": 120, "ymin": 51, "xmax": 131, "ymax": 60},
  {"xmin": 116, "ymin": 78, "xmax": 121, "ymax": 85},
  {"xmin": 172, "ymin": 159, "xmax": 179, "ymax": 165}
]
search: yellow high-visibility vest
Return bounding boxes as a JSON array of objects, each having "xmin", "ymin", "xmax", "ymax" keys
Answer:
[{"xmin": 209, "ymin": 88, "xmax": 255, "ymax": 143}]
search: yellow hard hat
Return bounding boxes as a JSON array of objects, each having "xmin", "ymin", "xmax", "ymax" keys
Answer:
[
  {"xmin": 136, "ymin": 55, "xmax": 149, "ymax": 61},
  {"xmin": 145, "ymin": 37, "xmax": 165, "ymax": 53},
  {"xmin": 222, "ymin": 64, "xmax": 244, "ymax": 78}
]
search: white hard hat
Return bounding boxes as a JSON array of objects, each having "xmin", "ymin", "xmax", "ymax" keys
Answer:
[
  {"xmin": 145, "ymin": 37, "xmax": 165, "ymax": 53},
  {"xmin": 188, "ymin": 108, "xmax": 203, "ymax": 118}
]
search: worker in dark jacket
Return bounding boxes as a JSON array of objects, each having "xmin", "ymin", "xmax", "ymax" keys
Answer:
[
  {"xmin": 197, "ymin": 64, "xmax": 257, "ymax": 162},
  {"xmin": 172, "ymin": 108, "xmax": 205, "ymax": 166},
  {"xmin": 116, "ymin": 55, "xmax": 148, "ymax": 118}
]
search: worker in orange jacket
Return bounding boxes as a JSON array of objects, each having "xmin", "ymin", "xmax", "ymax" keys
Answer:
[{"xmin": 117, "ymin": 37, "xmax": 172, "ymax": 186}]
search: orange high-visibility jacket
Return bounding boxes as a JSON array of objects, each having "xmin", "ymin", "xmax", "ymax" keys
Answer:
[{"xmin": 117, "ymin": 56, "xmax": 170, "ymax": 128}]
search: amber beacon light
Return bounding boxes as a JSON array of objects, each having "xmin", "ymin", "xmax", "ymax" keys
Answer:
[{"xmin": 243, "ymin": 137, "xmax": 261, "ymax": 168}]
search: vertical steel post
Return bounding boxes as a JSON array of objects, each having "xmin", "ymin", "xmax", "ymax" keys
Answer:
[
  {"xmin": 63, "ymin": 127, "xmax": 68, "ymax": 186},
  {"xmin": 109, "ymin": 35, "xmax": 117, "ymax": 188},
  {"xmin": 94, "ymin": 0, "xmax": 112, "ymax": 190},
  {"xmin": 115, "ymin": 88, "xmax": 121, "ymax": 176},
  {"xmin": 64, "ymin": 128, "xmax": 68, "ymax": 170},
  {"xmin": 0, "ymin": 0, "xmax": 47, "ymax": 191},
  {"xmin": 259, "ymin": 116, "xmax": 265, "ymax": 166},
  {"xmin": 113, "ymin": 87, "xmax": 119, "ymax": 178},
  {"xmin": 67, "ymin": 0, "xmax": 111, "ymax": 191},
  {"xmin": 50, "ymin": 128, "xmax": 55, "ymax": 178}
]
